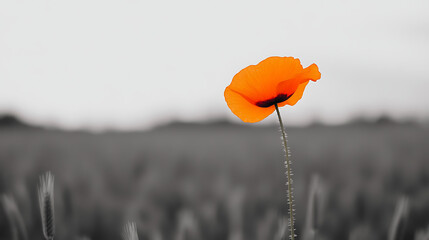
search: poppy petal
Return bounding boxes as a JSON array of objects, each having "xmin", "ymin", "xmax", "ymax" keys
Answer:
[
  {"xmin": 276, "ymin": 63, "xmax": 321, "ymax": 105},
  {"xmin": 228, "ymin": 57, "xmax": 304, "ymax": 102},
  {"xmin": 224, "ymin": 87, "xmax": 275, "ymax": 123},
  {"xmin": 297, "ymin": 63, "xmax": 321, "ymax": 83},
  {"xmin": 278, "ymin": 81, "xmax": 309, "ymax": 107},
  {"xmin": 275, "ymin": 78, "xmax": 302, "ymax": 97}
]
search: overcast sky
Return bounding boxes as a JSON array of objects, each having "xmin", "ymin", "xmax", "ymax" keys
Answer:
[{"xmin": 1, "ymin": 0, "xmax": 428, "ymax": 130}]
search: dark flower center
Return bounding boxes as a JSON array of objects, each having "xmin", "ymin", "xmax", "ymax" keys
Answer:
[{"xmin": 255, "ymin": 94, "xmax": 292, "ymax": 108}]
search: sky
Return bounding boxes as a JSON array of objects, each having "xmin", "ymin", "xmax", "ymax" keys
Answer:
[{"xmin": 0, "ymin": 0, "xmax": 428, "ymax": 130}]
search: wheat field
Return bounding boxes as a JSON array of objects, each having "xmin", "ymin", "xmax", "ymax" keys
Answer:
[{"xmin": 0, "ymin": 120, "xmax": 428, "ymax": 240}]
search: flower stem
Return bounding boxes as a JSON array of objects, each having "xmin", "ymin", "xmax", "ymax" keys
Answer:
[{"xmin": 274, "ymin": 103, "xmax": 295, "ymax": 240}]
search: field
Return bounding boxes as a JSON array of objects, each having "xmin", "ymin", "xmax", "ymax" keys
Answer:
[{"xmin": 0, "ymin": 120, "xmax": 429, "ymax": 240}]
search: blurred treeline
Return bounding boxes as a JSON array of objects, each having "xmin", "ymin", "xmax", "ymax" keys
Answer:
[{"xmin": 0, "ymin": 115, "xmax": 429, "ymax": 240}]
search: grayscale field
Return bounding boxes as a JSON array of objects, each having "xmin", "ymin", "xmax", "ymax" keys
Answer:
[{"xmin": 0, "ymin": 120, "xmax": 428, "ymax": 240}]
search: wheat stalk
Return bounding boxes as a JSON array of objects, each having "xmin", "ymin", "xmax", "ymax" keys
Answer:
[
  {"xmin": 414, "ymin": 225, "xmax": 429, "ymax": 240},
  {"xmin": 123, "ymin": 222, "xmax": 139, "ymax": 240},
  {"xmin": 388, "ymin": 196, "xmax": 409, "ymax": 240},
  {"xmin": 38, "ymin": 172, "xmax": 55, "ymax": 240},
  {"xmin": 274, "ymin": 216, "xmax": 288, "ymax": 240},
  {"xmin": 302, "ymin": 176, "xmax": 320, "ymax": 240},
  {"xmin": 1, "ymin": 195, "xmax": 28, "ymax": 240},
  {"xmin": 175, "ymin": 209, "xmax": 200, "ymax": 240}
]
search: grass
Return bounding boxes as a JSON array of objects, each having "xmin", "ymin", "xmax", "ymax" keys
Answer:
[{"xmin": 0, "ymin": 121, "xmax": 428, "ymax": 240}]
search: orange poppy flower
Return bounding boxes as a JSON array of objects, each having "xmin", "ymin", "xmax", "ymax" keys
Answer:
[{"xmin": 224, "ymin": 56, "xmax": 321, "ymax": 123}]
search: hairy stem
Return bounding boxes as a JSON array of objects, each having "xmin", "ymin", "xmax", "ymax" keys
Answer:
[{"xmin": 275, "ymin": 103, "xmax": 295, "ymax": 240}]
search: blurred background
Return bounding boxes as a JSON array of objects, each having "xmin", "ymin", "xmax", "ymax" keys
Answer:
[{"xmin": 0, "ymin": 0, "xmax": 428, "ymax": 240}]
